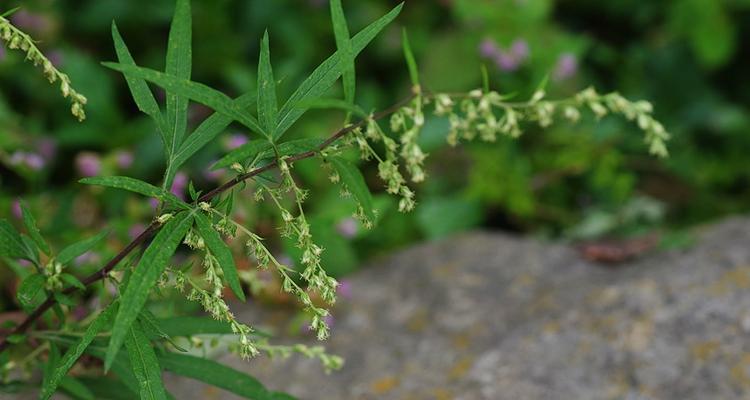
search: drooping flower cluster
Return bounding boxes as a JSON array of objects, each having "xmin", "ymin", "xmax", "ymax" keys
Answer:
[{"xmin": 0, "ymin": 15, "xmax": 87, "ymax": 121}]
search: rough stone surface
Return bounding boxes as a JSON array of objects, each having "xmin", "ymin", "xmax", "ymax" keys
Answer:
[{"xmin": 162, "ymin": 216, "xmax": 750, "ymax": 400}]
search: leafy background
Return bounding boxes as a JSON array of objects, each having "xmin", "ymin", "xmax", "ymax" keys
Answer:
[{"xmin": 1, "ymin": 0, "xmax": 749, "ymax": 295}]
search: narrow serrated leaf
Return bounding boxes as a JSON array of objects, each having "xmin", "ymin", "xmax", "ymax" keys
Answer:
[
  {"xmin": 59, "ymin": 376, "xmax": 95, "ymax": 400},
  {"xmin": 124, "ymin": 321, "xmax": 168, "ymax": 400},
  {"xmin": 193, "ymin": 213, "xmax": 245, "ymax": 301},
  {"xmin": 57, "ymin": 230, "xmax": 108, "ymax": 265},
  {"xmin": 330, "ymin": 0, "xmax": 355, "ymax": 105},
  {"xmin": 105, "ymin": 212, "xmax": 194, "ymax": 371},
  {"xmin": 257, "ymin": 31, "xmax": 278, "ymax": 138},
  {"xmin": 60, "ymin": 273, "xmax": 85, "ymax": 290},
  {"xmin": 158, "ymin": 352, "xmax": 294, "ymax": 400},
  {"xmin": 111, "ymin": 22, "xmax": 168, "ymax": 143},
  {"xmin": 172, "ymin": 93, "xmax": 257, "ymax": 171},
  {"xmin": 79, "ymin": 176, "xmax": 188, "ymax": 209},
  {"xmin": 102, "ymin": 63, "xmax": 266, "ymax": 138},
  {"xmin": 330, "ymin": 157, "xmax": 375, "ymax": 221},
  {"xmin": 276, "ymin": 3, "xmax": 403, "ymax": 139},
  {"xmin": 401, "ymin": 28, "xmax": 419, "ymax": 87},
  {"xmin": 165, "ymin": 0, "xmax": 192, "ymax": 152},
  {"xmin": 19, "ymin": 201, "xmax": 50, "ymax": 256},
  {"xmin": 0, "ymin": 219, "xmax": 28, "ymax": 259},
  {"xmin": 211, "ymin": 140, "xmax": 273, "ymax": 170},
  {"xmin": 294, "ymin": 98, "xmax": 367, "ymax": 118},
  {"xmin": 41, "ymin": 303, "xmax": 117, "ymax": 400}
]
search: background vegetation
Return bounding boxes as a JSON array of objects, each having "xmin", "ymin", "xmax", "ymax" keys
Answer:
[{"xmin": 2, "ymin": 0, "xmax": 749, "ymax": 292}]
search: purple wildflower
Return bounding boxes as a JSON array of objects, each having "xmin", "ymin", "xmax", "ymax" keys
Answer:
[
  {"xmin": 36, "ymin": 138, "xmax": 57, "ymax": 159},
  {"xmin": 553, "ymin": 53, "xmax": 578, "ymax": 81},
  {"xmin": 478, "ymin": 38, "xmax": 500, "ymax": 59},
  {"xmin": 510, "ymin": 39, "xmax": 530, "ymax": 61},
  {"xmin": 24, "ymin": 153, "xmax": 45, "ymax": 170},
  {"xmin": 128, "ymin": 223, "xmax": 146, "ymax": 240},
  {"xmin": 336, "ymin": 217, "xmax": 358, "ymax": 239},
  {"xmin": 10, "ymin": 10, "xmax": 51, "ymax": 33},
  {"xmin": 225, "ymin": 134, "xmax": 248, "ymax": 150},
  {"xmin": 336, "ymin": 279, "xmax": 353, "ymax": 299},
  {"xmin": 171, "ymin": 172, "xmax": 188, "ymax": 200},
  {"xmin": 11, "ymin": 199, "xmax": 22, "ymax": 220},
  {"xmin": 115, "ymin": 150, "xmax": 134, "ymax": 169},
  {"xmin": 75, "ymin": 152, "xmax": 101, "ymax": 177}
]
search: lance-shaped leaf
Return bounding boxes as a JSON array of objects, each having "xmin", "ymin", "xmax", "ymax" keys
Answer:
[
  {"xmin": 401, "ymin": 28, "xmax": 419, "ymax": 87},
  {"xmin": 329, "ymin": 157, "xmax": 375, "ymax": 221},
  {"xmin": 111, "ymin": 22, "xmax": 168, "ymax": 143},
  {"xmin": 165, "ymin": 0, "xmax": 192, "ymax": 151},
  {"xmin": 293, "ymin": 97, "xmax": 367, "ymax": 119},
  {"xmin": 211, "ymin": 139, "xmax": 273, "ymax": 170},
  {"xmin": 56, "ymin": 230, "xmax": 109, "ymax": 265},
  {"xmin": 158, "ymin": 352, "xmax": 295, "ymax": 400},
  {"xmin": 275, "ymin": 3, "xmax": 403, "ymax": 139},
  {"xmin": 41, "ymin": 302, "xmax": 118, "ymax": 400},
  {"xmin": 171, "ymin": 92, "xmax": 257, "ymax": 172},
  {"xmin": 101, "ymin": 63, "xmax": 266, "ymax": 138},
  {"xmin": 330, "ymin": 0, "xmax": 355, "ymax": 105},
  {"xmin": 105, "ymin": 211, "xmax": 194, "ymax": 371},
  {"xmin": 19, "ymin": 201, "xmax": 50, "ymax": 256},
  {"xmin": 194, "ymin": 212, "xmax": 245, "ymax": 301},
  {"xmin": 80, "ymin": 176, "xmax": 189, "ymax": 209},
  {"xmin": 257, "ymin": 31, "xmax": 277, "ymax": 138},
  {"xmin": 124, "ymin": 321, "xmax": 168, "ymax": 400},
  {"xmin": 0, "ymin": 219, "xmax": 28, "ymax": 259},
  {"xmin": 17, "ymin": 273, "xmax": 46, "ymax": 310}
]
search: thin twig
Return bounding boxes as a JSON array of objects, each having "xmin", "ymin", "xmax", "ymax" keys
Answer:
[{"xmin": 0, "ymin": 93, "xmax": 416, "ymax": 352}]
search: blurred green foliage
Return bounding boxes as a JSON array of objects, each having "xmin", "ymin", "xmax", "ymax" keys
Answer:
[{"xmin": 1, "ymin": 0, "xmax": 750, "ymax": 282}]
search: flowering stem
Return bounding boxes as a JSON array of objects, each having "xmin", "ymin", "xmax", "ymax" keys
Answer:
[{"xmin": 0, "ymin": 92, "xmax": 417, "ymax": 353}]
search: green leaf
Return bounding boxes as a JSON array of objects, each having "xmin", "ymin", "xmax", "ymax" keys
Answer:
[
  {"xmin": 105, "ymin": 211, "xmax": 194, "ymax": 371},
  {"xmin": 401, "ymin": 28, "xmax": 419, "ymax": 87},
  {"xmin": 329, "ymin": 157, "xmax": 375, "ymax": 221},
  {"xmin": 43, "ymin": 343, "xmax": 61, "ymax": 390},
  {"xmin": 257, "ymin": 31, "xmax": 278, "ymax": 138},
  {"xmin": 193, "ymin": 212, "xmax": 245, "ymax": 301},
  {"xmin": 273, "ymin": 138, "xmax": 325, "ymax": 157},
  {"xmin": 172, "ymin": 93, "xmax": 257, "ymax": 171},
  {"xmin": 111, "ymin": 22, "xmax": 168, "ymax": 143},
  {"xmin": 293, "ymin": 98, "xmax": 367, "ymax": 118},
  {"xmin": 124, "ymin": 321, "xmax": 168, "ymax": 400},
  {"xmin": 59, "ymin": 376, "xmax": 95, "ymax": 400},
  {"xmin": 60, "ymin": 273, "xmax": 86, "ymax": 290},
  {"xmin": 275, "ymin": 3, "xmax": 403, "ymax": 139},
  {"xmin": 16, "ymin": 274, "xmax": 46, "ymax": 309},
  {"xmin": 165, "ymin": 0, "xmax": 193, "ymax": 152},
  {"xmin": 330, "ymin": 0, "xmax": 355, "ymax": 105},
  {"xmin": 211, "ymin": 140, "xmax": 273, "ymax": 170},
  {"xmin": 102, "ymin": 63, "xmax": 266, "ymax": 138},
  {"xmin": 19, "ymin": 201, "xmax": 50, "ymax": 256},
  {"xmin": 0, "ymin": 219, "xmax": 28, "ymax": 259},
  {"xmin": 80, "ymin": 176, "xmax": 188, "ymax": 209},
  {"xmin": 57, "ymin": 230, "xmax": 108, "ymax": 265},
  {"xmin": 41, "ymin": 302, "xmax": 118, "ymax": 400},
  {"xmin": 158, "ymin": 352, "xmax": 294, "ymax": 400},
  {"xmin": 77, "ymin": 377, "xmax": 137, "ymax": 400}
]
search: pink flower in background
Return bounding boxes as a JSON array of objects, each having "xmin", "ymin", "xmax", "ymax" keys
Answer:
[
  {"xmin": 75, "ymin": 152, "xmax": 101, "ymax": 177},
  {"xmin": 75, "ymin": 251, "xmax": 100, "ymax": 267},
  {"xmin": 115, "ymin": 150, "xmax": 134, "ymax": 169},
  {"xmin": 9, "ymin": 151, "xmax": 46, "ymax": 170},
  {"xmin": 171, "ymin": 172, "xmax": 188, "ymax": 200},
  {"xmin": 553, "ymin": 53, "xmax": 578, "ymax": 81},
  {"xmin": 478, "ymin": 38, "xmax": 500, "ymax": 59},
  {"xmin": 336, "ymin": 217, "xmax": 358, "ymax": 239},
  {"xmin": 337, "ymin": 279, "xmax": 353, "ymax": 299},
  {"xmin": 203, "ymin": 163, "xmax": 224, "ymax": 182},
  {"xmin": 37, "ymin": 138, "xmax": 57, "ymax": 159},
  {"xmin": 47, "ymin": 50, "xmax": 64, "ymax": 68},
  {"xmin": 479, "ymin": 37, "xmax": 530, "ymax": 72},
  {"xmin": 11, "ymin": 199, "xmax": 22, "ymax": 220},
  {"xmin": 148, "ymin": 198, "xmax": 159, "ymax": 211},
  {"xmin": 225, "ymin": 134, "xmax": 248, "ymax": 150},
  {"xmin": 128, "ymin": 223, "xmax": 146, "ymax": 240},
  {"xmin": 11, "ymin": 10, "xmax": 51, "ymax": 33}
]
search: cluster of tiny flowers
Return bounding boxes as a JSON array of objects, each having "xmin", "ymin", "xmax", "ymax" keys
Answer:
[
  {"xmin": 42, "ymin": 260, "xmax": 64, "ymax": 291},
  {"xmin": 173, "ymin": 268, "xmax": 259, "ymax": 359},
  {"xmin": 0, "ymin": 16, "xmax": 87, "ymax": 121},
  {"xmin": 352, "ymin": 118, "xmax": 415, "ymax": 212},
  {"xmin": 259, "ymin": 343, "xmax": 344, "ymax": 373},
  {"xmin": 391, "ymin": 94, "xmax": 427, "ymax": 183},
  {"xmin": 433, "ymin": 87, "xmax": 669, "ymax": 157},
  {"xmin": 324, "ymin": 162, "xmax": 374, "ymax": 229}
]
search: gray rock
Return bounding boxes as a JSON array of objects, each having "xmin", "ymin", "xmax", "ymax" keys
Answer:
[{"xmin": 164, "ymin": 216, "xmax": 750, "ymax": 400}]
